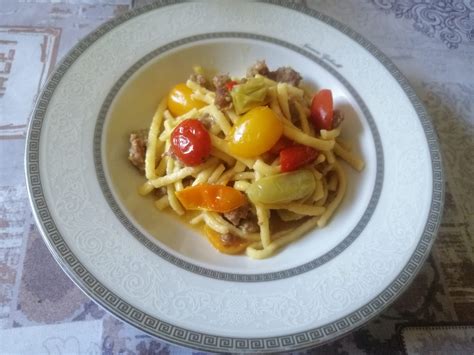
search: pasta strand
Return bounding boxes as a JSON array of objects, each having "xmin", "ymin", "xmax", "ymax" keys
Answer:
[
  {"xmin": 334, "ymin": 142, "xmax": 365, "ymax": 171},
  {"xmin": 145, "ymin": 98, "xmax": 167, "ymax": 179},
  {"xmin": 246, "ymin": 217, "xmax": 319, "ymax": 259},
  {"xmin": 283, "ymin": 124, "xmax": 335, "ymax": 151},
  {"xmin": 317, "ymin": 162, "xmax": 347, "ymax": 227}
]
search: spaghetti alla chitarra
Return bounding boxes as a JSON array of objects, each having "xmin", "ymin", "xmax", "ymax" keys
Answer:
[{"xmin": 128, "ymin": 60, "xmax": 365, "ymax": 259}]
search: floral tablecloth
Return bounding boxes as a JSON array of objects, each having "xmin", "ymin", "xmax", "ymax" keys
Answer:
[{"xmin": 1, "ymin": 0, "xmax": 473, "ymax": 354}]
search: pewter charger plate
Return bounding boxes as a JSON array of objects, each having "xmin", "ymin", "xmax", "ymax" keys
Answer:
[{"xmin": 25, "ymin": 1, "xmax": 443, "ymax": 352}]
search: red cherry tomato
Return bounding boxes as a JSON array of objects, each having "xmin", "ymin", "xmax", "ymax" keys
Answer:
[
  {"xmin": 171, "ymin": 119, "xmax": 211, "ymax": 166},
  {"xmin": 280, "ymin": 145, "xmax": 318, "ymax": 172},
  {"xmin": 310, "ymin": 89, "xmax": 334, "ymax": 131},
  {"xmin": 225, "ymin": 80, "xmax": 238, "ymax": 91}
]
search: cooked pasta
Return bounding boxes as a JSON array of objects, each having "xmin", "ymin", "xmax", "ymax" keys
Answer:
[{"xmin": 127, "ymin": 61, "xmax": 365, "ymax": 259}]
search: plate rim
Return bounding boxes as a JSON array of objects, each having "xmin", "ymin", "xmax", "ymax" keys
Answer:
[{"xmin": 24, "ymin": 0, "xmax": 445, "ymax": 352}]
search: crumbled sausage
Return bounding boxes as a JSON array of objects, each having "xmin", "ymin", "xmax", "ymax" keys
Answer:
[
  {"xmin": 220, "ymin": 233, "xmax": 238, "ymax": 246},
  {"xmin": 289, "ymin": 101, "xmax": 301, "ymax": 125},
  {"xmin": 128, "ymin": 130, "xmax": 148, "ymax": 173},
  {"xmin": 240, "ymin": 219, "xmax": 260, "ymax": 233},
  {"xmin": 223, "ymin": 203, "xmax": 259, "ymax": 233},
  {"xmin": 246, "ymin": 60, "xmax": 302, "ymax": 86},
  {"xmin": 332, "ymin": 110, "xmax": 345, "ymax": 129},
  {"xmin": 189, "ymin": 73, "xmax": 208, "ymax": 88},
  {"xmin": 246, "ymin": 60, "xmax": 270, "ymax": 78},
  {"xmin": 182, "ymin": 177, "xmax": 193, "ymax": 187},
  {"xmin": 269, "ymin": 67, "xmax": 302, "ymax": 86},
  {"xmin": 213, "ymin": 74, "xmax": 232, "ymax": 110},
  {"xmin": 223, "ymin": 203, "xmax": 250, "ymax": 225},
  {"xmin": 213, "ymin": 74, "xmax": 231, "ymax": 88},
  {"xmin": 215, "ymin": 86, "xmax": 232, "ymax": 110},
  {"xmin": 154, "ymin": 187, "xmax": 166, "ymax": 198}
]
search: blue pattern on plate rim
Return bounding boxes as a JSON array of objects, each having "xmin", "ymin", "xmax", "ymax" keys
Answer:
[{"xmin": 371, "ymin": 0, "xmax": 474, "ymax": 49}]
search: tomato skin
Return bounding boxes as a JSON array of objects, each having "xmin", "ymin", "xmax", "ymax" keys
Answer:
[
  {"xmin": 204, "ymin": 226, "xmax": 249, "ymax": 254},
  {"xmin": 269, "ymin": 136, "xmax": 294, "ymax": 155},
  {"xmin": 280, "ymin": 145, "xmax": 318, "ymax": 172},
  {"xmin": 171, "ymin": 119, "xmax": 211, "ymax": 166},
  {"xmin": 167, "ymin": 83, "xmax": 206, "ymax": 117},
  {"xmin": 310, "ymin": 89, "xmax": 334, "ymax": 131},
  {"xmin": 175, "ymin": 184, "xmax": 246, "ymax": 213},
  {"xmin": 228, "ymin": 106, "xmax": 283, "ymax": 158}
]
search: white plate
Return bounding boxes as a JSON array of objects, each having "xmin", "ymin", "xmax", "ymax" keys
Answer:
[{"xmin": 25, "ymin": 1, "xmax": 444, "ymax": 352}]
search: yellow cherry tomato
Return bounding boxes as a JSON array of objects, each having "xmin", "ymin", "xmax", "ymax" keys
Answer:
[
  {"xmin": 204, "ymin": 225, "xmax": 249, "ymax": 255},
  {"xmin": 167, "ymin": 83, "xmax": 206, "ymax": 117},
  {"xmin": 228, "ymin": 106, "xmax": 283, "ymax": 158}
]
